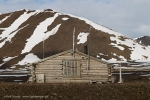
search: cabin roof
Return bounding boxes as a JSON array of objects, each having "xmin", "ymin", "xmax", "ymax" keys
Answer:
[{"xmin": 32, "ymin": 49, "xmax": 109, "ymax": 65}]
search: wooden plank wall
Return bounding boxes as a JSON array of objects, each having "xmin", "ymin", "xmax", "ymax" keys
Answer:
[{"xmin": 34, "ymin": 52, "xmax": 110, "ymax": 83}]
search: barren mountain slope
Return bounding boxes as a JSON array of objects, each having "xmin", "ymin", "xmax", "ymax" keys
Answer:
[{"xmin": 0, "ymin": 9, "xmax": 150, "ymax": 70}]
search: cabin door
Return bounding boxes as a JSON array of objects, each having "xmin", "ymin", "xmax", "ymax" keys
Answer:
[{"xmin": 36, "ymin": 74, "xmax": 45, "ymax": 83}]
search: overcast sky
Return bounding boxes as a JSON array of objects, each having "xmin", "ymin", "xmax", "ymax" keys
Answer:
[{"xmin": 0, "ymin": 0, "xmax": 150, "ymax": 38}]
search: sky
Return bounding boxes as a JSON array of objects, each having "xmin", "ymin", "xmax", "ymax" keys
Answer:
[{"xmin": 0, "ymin": 0, "xmax": 150, "ymax": 38}]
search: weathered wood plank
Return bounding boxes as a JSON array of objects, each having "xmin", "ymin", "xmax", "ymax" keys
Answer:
[
  {"xmin": 45, "ymin": 74, "xmax": 63, "ymax": 77},
  {"xmin": 37, "ymin": 62, "xmax": 63, "ymax": 65},
  {"xmin": 38, "ymin": 62, "xmax": 63, "ymax": 66},
  {"xmin": 42, "ymin": 59, "xmax": 62, "ymax": 61},
  {"xmin": 36, "ymin": 65, "xmax": 62, "ymax": 68},
  {"xmin": 37, "ymin": 60, "xmax": 62, "ymax": 63},
  {"xmin": 82, "ymin": 76, "xmax": 108, "ymax": 79},
  {"xmin": 36, "ymin": 65, "xmax": 62, "ymax": 67},
  {"xmin": 50, "ymin": 53, "xmax": 73, "ymax": 57},
  {"xmin": 82, "ymin": 70, "xmax": 108, "ymax": 73},
  {"xmin": 82, "ymin": 68, "xmax": 108, "ymax": 70},
  {"xmin": 45, "ymin": 77, "xmax": 63, "ymax": 80},
  {"xmin": 81, "ymin": 64, "xmax": 107, "ymax": 67},
  {"xmin": 81, "ymin": 77, "xmax": 108, "ymax": 80},
  {"xmin": 81, "ymin": 68, "xmax": 108, "ymax": 70},
  {"xmin": 54, "ymin": 77, "xmax": 108, "ymax": 80},
  {"xmin": 35, "ymin": 69, "xmax": 62, "ymax": 72},
  {"xmin": 45, "ymin": 76, "xmax": 108, "ymax": 80},
  {"xmin": 36, "ymin": 71, "xmax": 108, "ymax": 75},
  {"xmin": 45, "ymin": 79, "xmax": 90, "ymax": 83},
  {"xmin": 35, "ymin": 72, "xmax": 63, "ymax": 75},
  {"xmin": 81, "ymin": 59, "xmax": 99, "ymax": 61},
  {"xmin": 81, "ymin": 74, "xmax": 108, "ymax": 76},
  {"xmin": 35, "ymin": 72, "xmax": 62, "ymax": 75},
  {"xmin": 36, "ymin": 67, "xmax": 63, "ymax": 70},
  {"xmin": 45, "ymin": 75, "xmax": 108, "ymax": 80},
  {"xmin": 81, "ymin": 72, "xmax": 108, "ymax": 75},
  {"xmin": 89, "ymin": 62, "xmax": 106, "ymax": 65},
  {"xmin": 45, "ymin": 79, "xmax": 108, "ymax": 83},
  {"xmin": 52, "ymin": 56, "xmax": 82, "ymax": 60}
]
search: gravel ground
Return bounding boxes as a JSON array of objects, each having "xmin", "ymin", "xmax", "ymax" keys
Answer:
[{"xmin": 0, "ymin": 82, "xmax": 150, "ymax": 100}]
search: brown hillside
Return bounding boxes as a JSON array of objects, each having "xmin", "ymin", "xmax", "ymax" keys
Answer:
[
  {"xmin": 0, "ymin": 10, "xmax": 25, "ymax": 28},
  {"xmin": 0, "ymin": 9, "xmax": 141, "ymax": 69}
]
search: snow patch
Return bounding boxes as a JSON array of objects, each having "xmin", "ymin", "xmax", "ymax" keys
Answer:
[
  {"xmin": 10, "ymin": 65, "xmax": 16, "ymax": 69},
  {"xmin": 21, "ymin": 21, "xmax": 61, "ymax": 53},
  {"xmin": 110, "ymin": 43, "xmax": 124, "ymax": 50},
  {"xmin": 0, "ymin": 63, "xmax": 5, "ymax": 67},
  {"xmin": 119, "ymin": 55, "xmax": 127, "ymax": 61},
  {"xmin": 130, "ymin": 43, "xmax": 150, "ymax": 60},
  {"xmin": 77, "ymin": 32, "xmax": 89, "ymax": 44},
  {"xmin": 99, "ymin": 53, "xmax": 104, "ymax": 55},
  {"xmin": 97, "ymin": 55, "xmax": 100, "ymax": 58},
  {"xmin": 18, "ymin": 53, "xmax": 40, "ymax": 65},
  {"xmin": 1, "ymin": 56, "xmax": 18, "ymax": 67},
  {"xmin": 45, "ymin": 24, "xmax": 61, "ymax": 35},
  {"xmin": 112, "ymin": 53, "xmax": 117, "ymax": 56},
  {"xmin": 102, "ymin": 58, "xmax": 118, "ymax": 63},
  {"xmin": 3, "ymin": 56, "xmax": 17, "ymax": 62},
  {"xmin": 62, "ymin": 17, "xmax": 69, "ymax": 20},
  {"xmin": 21, "ymin": 13, "xmax": 60, "ymax": 53}
]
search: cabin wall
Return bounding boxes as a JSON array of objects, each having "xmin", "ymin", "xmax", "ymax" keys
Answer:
[{"xmin": 34, "ymin": 52, "xmax": 111, "ymax": 83}]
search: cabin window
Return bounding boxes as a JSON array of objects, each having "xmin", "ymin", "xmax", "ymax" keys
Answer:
[{"xmin": 63, "ymin": 59, "xmax": 81, "ymax": 77}]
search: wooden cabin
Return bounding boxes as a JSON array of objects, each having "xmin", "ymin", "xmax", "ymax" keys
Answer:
[{"xmin": 28, "ymin": 50, "xmax": 113, "ymax": 83}]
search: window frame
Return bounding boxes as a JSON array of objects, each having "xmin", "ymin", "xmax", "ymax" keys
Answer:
[{"xmin": 63, "ymin": 59, "xmax": 81, "ymax": 78}]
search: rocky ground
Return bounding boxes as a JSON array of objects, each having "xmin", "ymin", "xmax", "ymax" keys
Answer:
[{"xmin": 0, "ymin": 82, "xmax": 150, "ymax": 100}]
